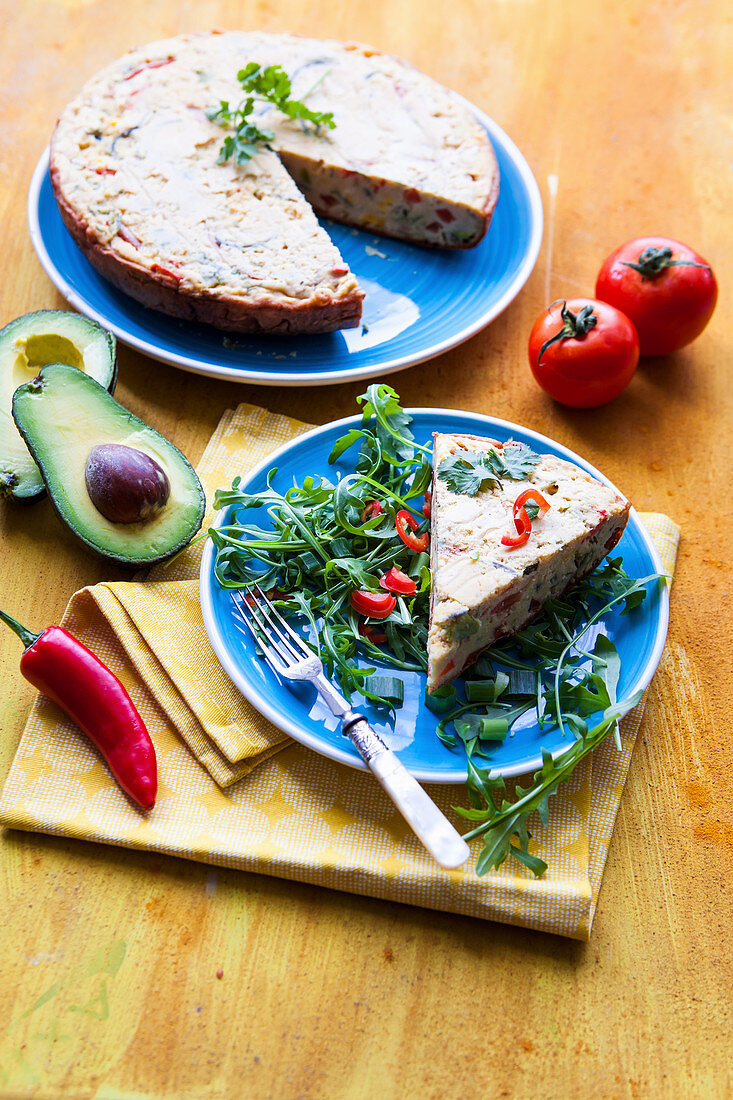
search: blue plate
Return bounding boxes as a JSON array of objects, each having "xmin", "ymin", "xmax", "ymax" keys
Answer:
[
  {"xmin": 199, "ymin": 410, "xmax": 669, "ymax": 782},
  {"xmin": 27, "ymin": 103, "xmax": 542, "ymax": 386}
]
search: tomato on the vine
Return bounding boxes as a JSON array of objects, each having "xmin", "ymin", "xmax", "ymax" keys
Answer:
[
  {"xmin": 595, "ymin": 236, "xmax": 717, "ymax": 356},
  {"xmin": 528, "ymin": 298, "xmax": 639, "ymax": 408}
]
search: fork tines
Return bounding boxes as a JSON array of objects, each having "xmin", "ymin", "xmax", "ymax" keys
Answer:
[{"xmin": 231, "ymin": 583, "xmax": 311, "ymax": 670}]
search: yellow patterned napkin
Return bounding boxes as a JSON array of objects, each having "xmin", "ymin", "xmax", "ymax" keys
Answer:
[{"xmin": 0, "ymin": 404, "xmax": 679, "ymax": 939}]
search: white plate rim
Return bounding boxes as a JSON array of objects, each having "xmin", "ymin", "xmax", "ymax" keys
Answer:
[
  {"xmin": 27, "ymin": 102, "xmax": 543, "ymax": 386},
  {"xmin": 199, "ymin": 408, "xmax": 670, "ymax": 781}
]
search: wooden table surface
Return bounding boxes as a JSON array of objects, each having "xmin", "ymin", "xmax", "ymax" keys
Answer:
[{"xmin": 1, "ymin": 2, "xmax": 731, "ymax": 1097}]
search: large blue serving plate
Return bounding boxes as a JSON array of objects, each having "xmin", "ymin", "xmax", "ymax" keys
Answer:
[
  {"xmin": 199, "ymin": 409, "xmax": 669, "ymax": 783},
  {"xmin": 28, "ymin": 101, "xmax": 542, "ymax": 386}
]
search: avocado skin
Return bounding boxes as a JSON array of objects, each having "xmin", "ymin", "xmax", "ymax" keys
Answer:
[
  {"xmin": 1, "ymin": 310, "xmax": 117, "ymax": 503},
  {"xmin": 12, "ymin": 363, "xmax": 205, "ymax": 567}
]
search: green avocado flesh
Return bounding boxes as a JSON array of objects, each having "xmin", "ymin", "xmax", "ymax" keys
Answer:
[
  {"xmin": 0, "ymin": 310, "xmax": 117, "ymax": 501},
  {"xmin": 12, "ymin": 363, "xmax": 205, "ymax": 566}
]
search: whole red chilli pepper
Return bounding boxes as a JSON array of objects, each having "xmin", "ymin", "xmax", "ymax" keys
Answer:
[{"xmin": 1, "ymin": 609, "xmax": 157, "ymax": 810}]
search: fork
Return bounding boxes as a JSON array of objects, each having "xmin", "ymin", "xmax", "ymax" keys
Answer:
[{"xmin": 231, "ymin": 585, "xmax": 470, "ymax": 870}]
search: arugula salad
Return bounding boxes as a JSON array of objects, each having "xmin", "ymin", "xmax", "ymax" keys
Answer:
[{"xmin": 209, "ymin": 386, "xmax": 662, "ymax": 877}]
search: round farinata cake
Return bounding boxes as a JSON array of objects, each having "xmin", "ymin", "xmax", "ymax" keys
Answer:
[{"xmin": 50, "ymin": 32, "xmax": 500, "ymax": 335}]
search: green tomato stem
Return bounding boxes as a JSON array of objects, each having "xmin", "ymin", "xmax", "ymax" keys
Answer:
[
  {"xmin": 622, "ymin": 245, "xmax": 710, "ymax": 279},
  {"xmin": 537, "ymin": 301, "xmax": 597, "ymax": 364}
]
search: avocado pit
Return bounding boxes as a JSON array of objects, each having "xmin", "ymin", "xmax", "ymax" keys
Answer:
[
  {"xmin": 85, "ymin": 443, "xmax": 170, "ymax": 525},
  {"xmin": 12, "ymin": 362, "xmax": 205, "ymax": 564}
]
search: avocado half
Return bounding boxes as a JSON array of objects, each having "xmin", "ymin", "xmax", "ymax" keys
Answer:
[
  {"xmin": 12, "ymin": 363, "xmax": 205, "ymax": 567},
  {"xmin": 0, "ymin": 310, "xmax": 117, "ymax": 501}
]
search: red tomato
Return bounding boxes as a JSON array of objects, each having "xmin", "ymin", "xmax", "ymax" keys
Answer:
[
  {"xmin": 528, "ymin": 298, "xmax": 639, "ymax": 408},
  {"xmin": 595, "ymin": 236, "xmax": 717, "ymax": 356},
  {"xmin": 379, "ymin": 566, "xmax": 417, "ymax": 595},
  {"xmin": 349, "ymin": 590, "xmax": 396, "ymax": 620}
]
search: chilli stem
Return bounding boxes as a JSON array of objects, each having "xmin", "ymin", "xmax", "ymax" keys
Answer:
[{"xmin": 0, "ymin": 609, "xmax": 41, "ymax": 650}]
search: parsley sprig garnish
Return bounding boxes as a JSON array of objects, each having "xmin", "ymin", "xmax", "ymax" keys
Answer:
[
  {"xmin": 208, "ymin": 62, "xmax": 336, "ymax": 165},
  {"xmin": 437, "ymin": 442, "xmax": 540, "ymax": 496},
  {"xmin": 209, "ymin": 385, "xmax": 664, "ymax": 878}
]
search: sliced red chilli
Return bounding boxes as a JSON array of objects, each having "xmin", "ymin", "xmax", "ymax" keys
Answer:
[
  {"xmin": 117, "ymin": 224, "xmax": 142, "ymax": 249},
  {"xmin": 151, "ymin": 263, "xmax": 182, "ymax": 284},
  {"xmin": 361, "ymin": 500, "xmax": 384, "ymax": 522},
  {"xmin": 502, "ymin": 489, "xmax": 551, "ymax": 549},
  {"xmin": 123, "ymin": 57, "xmax": 175, "ymax": 80},
  {"xmin": 395, "ymin": 510, "xmax": 429, "ymax": 553}
]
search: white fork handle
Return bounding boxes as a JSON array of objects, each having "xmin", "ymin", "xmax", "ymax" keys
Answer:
[
  {"xmin": 368, "ymin": 750, "xmax": 471, "ymax": 869},
  {"xmin": 344, "ymin": 717, "xmax": 470, "ymax": 869}
]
